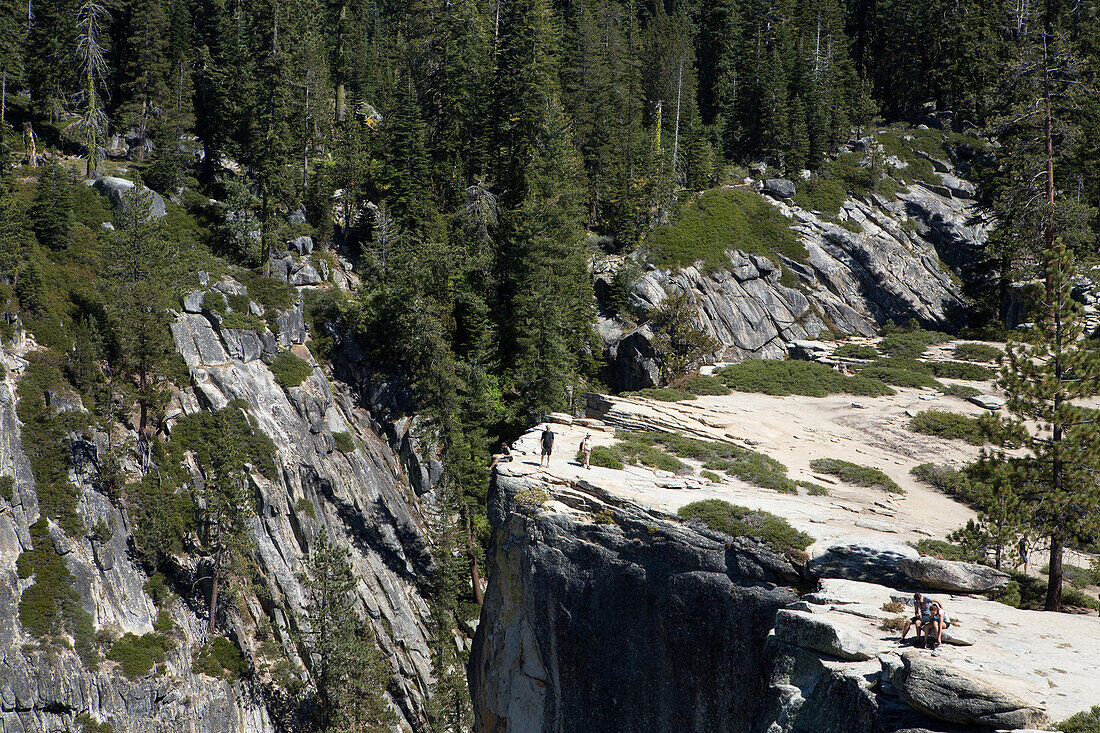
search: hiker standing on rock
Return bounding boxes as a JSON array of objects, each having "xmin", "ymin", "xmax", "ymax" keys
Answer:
[
  {"xmin": 581, "ymin": 433, "xmax": 592, "ymax": 469},
  {"xmin": 1016, "ymin": 536, "xmax": 1030, "ymax": 575},
  {"xmin": 540, "ymin": 425, "xmax": 555, "ymax": 468}
]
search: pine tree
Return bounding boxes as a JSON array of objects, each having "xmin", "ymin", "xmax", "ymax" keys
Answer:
[
  {"xmin": 117, "ymin": 0, "xmax": 172, "ymax": 153},
  {"xmin": 0, "ymin": 0, "xmax": 27, "ymax": 130},
  {"xmin": 29, "ymin": 160, "xmax": 73, "ymax": 251},
  {"xmin": 299, "ymin": 537, "xmax": 394, "ymax": 732},
  {"xmin": 26, "ymin": 0, "xmax": 79, "ymax": 120}
]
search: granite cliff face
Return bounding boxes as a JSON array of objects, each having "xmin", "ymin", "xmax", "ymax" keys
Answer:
[
  {"xmin": 0, "ymin": 276, "xmax": 438, "ymax": 732},
  {"xmin": 598, "ymin": 179, "xmax": 987, "ymax": 389},
  {"xmin": 470, "ymin": 405, "xmax": 1095, "ymax": 733}
]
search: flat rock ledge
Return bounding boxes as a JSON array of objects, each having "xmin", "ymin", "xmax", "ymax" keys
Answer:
[{"xmin": 898, "ymin": 556, "xmax": 1011, "ymax": 593}]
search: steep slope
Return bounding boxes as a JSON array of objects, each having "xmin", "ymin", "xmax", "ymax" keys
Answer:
[
  {"xmin": 600, "ymin": 171, "xmax": 988, "ymax": 389},
  {"xmin": 0, "ymin": 275, "xmax": 438, "ymax": 731}
]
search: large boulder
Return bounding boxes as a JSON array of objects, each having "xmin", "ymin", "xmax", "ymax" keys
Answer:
[
  {"xmin": 898, "ymin": 556, "xmax": 1010, "ymax": 593},
  {"xmin": 893, "ymin": 652, "xmax": 1049, "ymax": 730},
  {"xmin": 287, "ymin": 235, "xmax": 314, "ymax": 255},
  {"xmin": 90, "ymin": 176, "xmax": 167, "ymax": 219},
  {"xmin": 807, "ymin": 539, "xmax": 920, "ymax": 587},
  {"xmin": 773, "ymin": 609, "xmax": 880, "ymax": 661},
  {"xmin": 289, "ymin": 263, "xmax": 322, "ymax": 286},
  {"xmin": 763, "ymin": 178, "xmax": 797, "ymax": 199}
]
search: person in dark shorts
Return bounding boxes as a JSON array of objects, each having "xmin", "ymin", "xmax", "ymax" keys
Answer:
[
  {"xmin": 1016, "ymin": 536, "xmax": 1030, "ymax": 574},
  {"xmin": 900, "ymin": 592, "xmax": 936, "ymax": 644},
  {"xmin": 540, "ymin": 426, "xmax": 555, "ymax": 468}
]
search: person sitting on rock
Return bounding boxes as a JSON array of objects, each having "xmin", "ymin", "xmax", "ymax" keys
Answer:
[
  {"xmin": 489, "ymin": 442, "xmax": 512, "ymax": 471},
  {"xmin": 922, "ymin": 602, "xmax": 950, "ymax": 649},
  {"xmin": 900, "ymin": 592, "xmax": 938, "ymax": 644}
]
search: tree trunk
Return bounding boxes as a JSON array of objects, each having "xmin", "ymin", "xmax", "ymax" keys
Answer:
[
  {"xmin": 208, "ymin": 540, "xmax": 222, "ymax": 636},
  {"xmin": 1045, "ymin": 524, "xmax": 1064, "ymax": 611},
  {"xmin": 672, "ymin": 56, "xmax": 683, "ymax": 183},
  {"xmin": 2, "ymin": 71, "xmax": 6, "ymax": 130}
]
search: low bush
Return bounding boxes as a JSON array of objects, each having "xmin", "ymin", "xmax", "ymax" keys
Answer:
[
  {"xmin": 643, "ymin": 187, "xmax": 806, "ymax": 273},
  {"xmin": 910, "ymin": 463, "xmax": 976, "ymax": 503},
  {"xmin": 909, "ymin": 410, "xmax": 985, "ymax": 445},
  {"xmin": 953, "ymin": 342, "xmax": 1004, "ymax": 363},
  {"xmin": 295, "ymin": 497, "xmax": 316, "ymax": 519},
  {"xmin": 810, "ymin": 458, "xmax": 902, "ymax": 493},
  {"xmin": 107, "ymin": 631, "xmax": 173, "ymax": 679},
  {"xmin": 878, "ymin": 328, "xmax": 951, "ymax": 358},
  {"xmin": 798, "ymin": 480, "xmax": 829, "ymax": 496},
  {"xmin": 76, "ymin": 713, "xmax": 114, "ymax": 733},
  {"xmin": 834, "ymin": 343, "xmax": 878, "ymax": 359},
  {"xmin": 941, "ymin": 383, "xmax": 981, "ymax": 398},
  {"xmin": 717, "ymin": 359, "xmax": 894, "ymax": 398},
  {"xmin": 1058, "ymin": 705, "xmax": 1100, "ymax": 733},
  {"xmin": 193, "ymin": 636, "xmax": 248, "ymax": 680},
  {"xmin": 332, "ymin": 431, "xmax": 355, "ymax": 453},
  {"xmin": 882, "ymin": 601, "xmax": 904, "ymax": 613},
  {"xmin": 677, "ymin": 499, "xmax": 813, "ymax": 555},
  {"xmin": 616, "ymin": 430, "xmax": 796, "ymax": 491},
  {"xmin": 700, "ymin": 469, "xmax": 722, "ymax": 483},
  {"xmin": 0, "ymin": 475, "xmax": 13, "ymax": 502},
  {"xmin": 269, "ymin": 351, "xmax": 313, "ymax": 389},
  {"xmin": 628, "ymin": 387, "xmax": 697, "ymax": 402},
  {"xmin": 587, "ymin": 445, "xmax": 625, "ymax": 470},
  {"xmin": 913, "ymin": 538, "xmax": 978, "ymax": 562},
  {"xmin": 930, "ymin": 361, "xmax": 995, "ymax": 381},
  {"xmin": 677, "ymin": 374, "xmax": 731, "ymax": 396}
]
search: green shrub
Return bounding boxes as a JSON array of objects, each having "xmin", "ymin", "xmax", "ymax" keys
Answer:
[
  {"xmin": 295, "ymin": 497, "xmax": 317, "ymax": 519},
  {"xmin": 593, "ymin": 509, "xmax": 615, "ymax": 524},
  {"xmin": 587, "ymin": 445, "xmax": 624, "ymax": 470},
  {"xmin": 637, "ymin": 447, "xmax": 686, "ymax": 473},
  {"xmin": 643, "ymin": 188, "xmax": 806, "ymax": 273},
  {"xmin": 717, "ymin": 359, "xmax": 894, "ymax": 398},
  {"xmin": 677, "ymin": 374, "xmax": 731, "ymax": 396},
  {"xmin": 809, "ymin": 458, "xmax": 902, "ymax": 493},
  {"xmin": 332, "ymin": 431, "xmax": 355, "ymax": 453},
  {"xmin": 144, "ymin": 573, "xmax": 170, "ymax": 606},
  {"xmin": 678, "ymin": 499, "xmax": 813, "ymax": 555},
  {"xmin": 700, "ymin": 469, "xmax": 722, "ymax": 483},
  {"xmin": 0, "ymin": 475, "xmax": 13, "ymax": 502},
  {"xmin": 930, "ymin": 360, "xmax": 995, "ymax": 380},
  {"xmin": 910, "ymin": 463, "xmax": 976, "ymax": 502},
  {"xmin": 76, "ymin": 713, "xmax": 115, "ymax": 733},
  {"xmin": 269, "ymin": 351, "xmax": 313, "ymax": 388},
  {"xmin": 834, "ymin": 343, "xmax": 878, "ymax": 359},
  {"xmin": 878, "ymin": 329, "xmax": 951, "ymax": 358},
  {"xmin": 909, "ymin": 410, "xmax": 985, "ymax": 444},
  {"xmin": 798, "ymin": 480, "xmax": 829, "ymax": 496},
  {"xmin": 953, "ymin": 342, "xmax": 1003, "ymax": 363},
  {"xmin": 615, "ymin": 430, "xmax": 797, "ymax": 490},
  {"xmin": 941, "ymin": 383, "xmax": 982, "ymax": 398},
  {"xmin": 913, "ymin": 538, "xmax": 977, "ymax": 562},
  {"xmin": 855, "ymin": 358, "xmax": 943, "ymax": 390},
  {"xmin": 1058, "ymin": 705, "xmax": 1100, "ymax": 733},
  {"xmin": 1061, "ymin": 586, "xmax": 1100, "ymax": 611},
  {"xmin": 628, "ymin": 387, "xmax": 697, "ymax": 402},
  {"xmin": 107, "ymin": 631, "xmax": 173, "ymax": 679},
  {"xmin": 192, "ymin": 636, "xmax": 247, "ymax": 680},
  {"xmin": 792, "ymin": 177, "xmax": 848, "ymax": 217}
]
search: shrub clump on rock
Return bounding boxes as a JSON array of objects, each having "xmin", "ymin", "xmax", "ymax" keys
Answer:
[
  {"xmin": 810, "ymin": 458, "xmax": 902, "ymax": 493},
  {"xmin": 269, "ymin": 351, "xmax": 313, "ymax": 388},
  {"xmin": 909, "ymin": 410, "xmax": 986, "ymax": 445},
  {"xmin": 717, "ymin": 360, "xmax": 894, "ymax": 398},
  {"xmin": 678, "ymin": 499, "xmax": 812, "ymax": 555}
]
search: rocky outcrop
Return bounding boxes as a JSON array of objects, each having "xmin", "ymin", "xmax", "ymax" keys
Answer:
[
  {"xmin": 0, "ymin": 277, "xmax": 439, "ymax": 732},
  {"xmin": 598, "ymin": 181, "xmax": 986, "ymax": 388},
  {"xmin": 89, "ymin": 176, "xmax": 168, "ymax": 219},
  {"xmin": 470, "ymin": 471, "xmax": 800, "ymax": 733},
  {"xmin": 897, "ymin": 556, "xmax": 1010, "ymax": 593},
  {"xmin": 472, "ymin": 463, "xmax": 1081, "ymax": 733}
]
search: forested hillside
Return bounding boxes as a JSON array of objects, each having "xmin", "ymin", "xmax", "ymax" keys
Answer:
[{"xmin": 3, "ymin": 0, "xmax": 1100, "ymax": 729}]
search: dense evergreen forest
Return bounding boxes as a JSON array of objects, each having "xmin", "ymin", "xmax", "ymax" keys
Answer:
[{"xmin": 3, "ymin": 0, "xmax": 1100, "ymax": 727}]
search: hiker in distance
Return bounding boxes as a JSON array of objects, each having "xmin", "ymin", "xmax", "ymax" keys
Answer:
[
  {"xmin": 580, "ymin": 433, "xmax": 592, "ymax": 469},
  {"xmin": 540, "ymin": 425, "xmax": 555, "ymax": 468}
]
